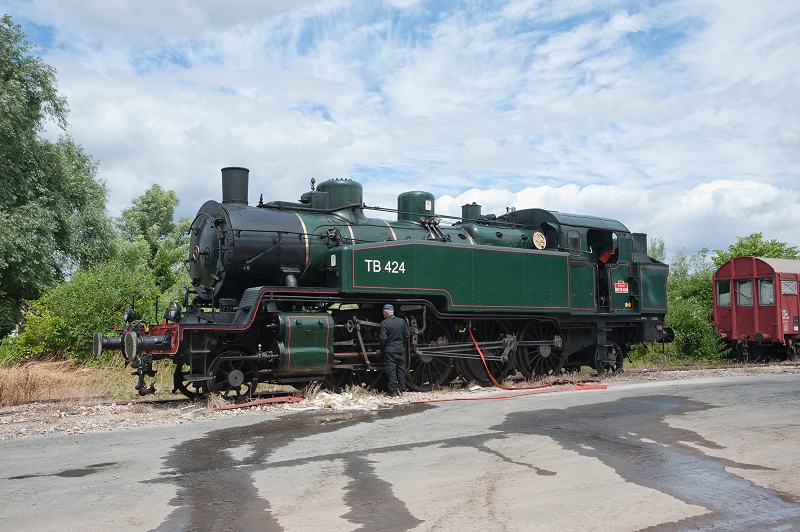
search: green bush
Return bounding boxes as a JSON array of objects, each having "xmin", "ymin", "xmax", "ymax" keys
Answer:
[
  {"xmin": 0, "ymin": 179, "xmax": 195, "ymax": 363},
  {"xmin": 664, "ymin": 298, "xmax": 727, "ymax": 361},
  {"xmin": 628, "ymin": 300, "xmax": 728, "ymax": 365},
  {"xmin": 0, "ymin": 263, "xmax": 161, "ymax": 364},
  {"xmin": 657, "ymin": 247, "xmax": 728, "ymax": 361}
]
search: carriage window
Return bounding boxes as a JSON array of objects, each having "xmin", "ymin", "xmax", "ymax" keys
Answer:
[
  {"xmin": 568, "ymin": 230, "xmax": 581, "ymax": 255},
  {"xmin": 716, "ymin": 280, "xmax": 731, "ymax": 307},
  {"xmin": 737, "ymin": 280, "xmax": 753, "ymax": 306},
  {"xmin": 759, "ymin": 279, "xmax": 775, "ymax": 306},
  {"xmin": 782, "ymin": 280, "xmax": 798, "ymax": 295}
]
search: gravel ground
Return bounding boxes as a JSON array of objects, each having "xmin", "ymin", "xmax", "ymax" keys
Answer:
[{"xmin": 3, "ymin": 363, "xmax": 799, "ymax": 442}]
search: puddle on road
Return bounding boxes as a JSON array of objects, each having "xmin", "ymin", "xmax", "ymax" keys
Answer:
[
  {"xmin": 7, "ymin": 461, "xmax": 117, "ymax": 480},
  {"xmin": 495, "ymin": 395, "xmax": 800, "ymax": 531},
  {"xmin": 150, "ymin": 406, "xmax": 424, "ymax": 532},
  {"xmin": 146, "ymin": 395, "xmax": 800, "ymax": 532},
  {"xmin": 341, "ymin": 454, "xmax": 424, "ymax": 531}
]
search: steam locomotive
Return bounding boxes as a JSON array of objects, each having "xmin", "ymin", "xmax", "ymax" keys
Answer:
[{"xmin": 94, "ymin": 167, "xmax": 673, "ymax": 398}]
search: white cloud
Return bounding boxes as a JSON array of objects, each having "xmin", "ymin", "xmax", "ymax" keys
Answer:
[
  {"xmin": 437, "ymin": 180, "xmax": 800, "ymax": 257},
  {"xmin": 383, "ymin": 0, "xmax": 423, "ymax": 9},
  {"xmin": 12, "ymin": 0, "xmax": 324, "ymax": 37},
  {"xmin": 2, "ymin": 0, "xmax": 799, "ymax": 254}
]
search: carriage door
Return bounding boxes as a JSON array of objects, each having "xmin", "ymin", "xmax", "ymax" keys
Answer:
[
  {"xmin": 757, "ymin": 277, "xmax": 777, "ymax": 340},
  {"xmin": 780, "ymin": 276, "xmax": 799, "ymax": 336},
  {"xmin": 715, "ymin": 279, "xmax": 733, "ymax": 337},
  {"xmin": 735, "ymin": 279, "xmax": 755, "ymax": 339}
]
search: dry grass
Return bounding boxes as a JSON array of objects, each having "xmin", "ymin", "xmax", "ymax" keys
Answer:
[
  {"xmin": 1, "ymin": 361, "xmax": 123, "ymax": 407},
  {"xmin": 343, "ymin": 383, "xmax": 373, "ymax": 399},
  {"xmin": 6, "ymin": 355, "xmax": 764, "ymax": 410},
  {"xmin": 0, "ymin": 358, "xmax": 181, "ymax": 408},
  {"xmin": 204, "ymin": 392, "xmax": 231, "ymax": 410},
  {"xmin": 294, "ymin": 382, "xmax": 372, "ymax": 401},
  {"xmin": 0, "ymin": 356, "xmax": 304, "ymax": 409},
  {"xmin": 302, "ymin": 382, "xmax": 323, "ymax": 401}
]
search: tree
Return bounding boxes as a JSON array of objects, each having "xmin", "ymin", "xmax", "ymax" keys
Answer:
[
  {"xmin": 118, "ymin": 184, "xmax": 181, "ymax": 257},
  {"xmin": 663, "ymin": 247, "xmax": 724, "ymax": 360},
  {"xmin": 648, "ymin": 236, "xmax": 667, "ymax": 263},
  {"xmin": 0, "ymin": 15, "xmax": 114, "ymax": 338},
  {"xmin": 0, "ymin": 184, "xmax": 193, "ymax": 363},
  {"xmin": 117, "ymin": 184, "xmax": 191, "ymax": 291},
  {"xmin": 712, "ymin": 233, "xmax": 799, "ymax": 268},
  {"xmin": 668, "ymin": 247, "xmax": 714, "ymax": 306}
]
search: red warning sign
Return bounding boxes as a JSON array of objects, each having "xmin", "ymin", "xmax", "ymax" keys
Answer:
[{"xmin": 614, "ymin": 280, "xmax": 629, "ymax": 294}]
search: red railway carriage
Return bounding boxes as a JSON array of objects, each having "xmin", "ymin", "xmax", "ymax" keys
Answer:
[{"xmin": 713, "ymin": 256, "xmax": 800, "ymax": 361}]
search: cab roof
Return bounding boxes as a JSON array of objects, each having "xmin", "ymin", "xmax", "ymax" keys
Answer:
[{"xmin": 513, "ymin": 207, "xmax": 630, "ymax": 233}]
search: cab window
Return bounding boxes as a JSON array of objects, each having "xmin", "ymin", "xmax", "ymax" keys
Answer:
[
  {"xmin": 568, "ymin": 230, "xmax": 581, "ymax": 256},
  {"xmin": 737, "ymin": 280, "xmax": 753, "ymax": 306},
  {"xmin": 716, "ymin": 280, "xmax": 731, "ymax": 307},
  {"xmin": 759, "ymin": 279, "xmax": 775, "ymax": 305}
]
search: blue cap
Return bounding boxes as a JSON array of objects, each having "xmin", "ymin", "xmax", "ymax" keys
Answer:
[{"xmin": 383, "ymin": 304, "xmax": 394, "ymax": 311}]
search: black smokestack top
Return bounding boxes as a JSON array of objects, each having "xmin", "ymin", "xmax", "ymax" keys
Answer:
[{"xmin": 221, "ymin": 167, "xmax": 249, "ymax": 205}]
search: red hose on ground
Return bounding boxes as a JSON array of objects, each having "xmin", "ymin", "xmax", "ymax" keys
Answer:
[
  {"xmin": 412, "ymin": 384, "xmax": 607, "ymax": 404},
  {"xmin": 413, "ymin": 326, "xmax": 606, "ymax": 404}
]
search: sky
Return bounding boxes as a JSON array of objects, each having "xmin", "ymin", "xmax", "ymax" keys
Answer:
[{"xmin": 3, "ymin": 0, "xmax": 800, "ymax": 259}]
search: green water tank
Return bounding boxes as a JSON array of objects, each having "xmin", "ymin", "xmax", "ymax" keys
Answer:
[
  {"xmin": 461, "ymin": 202, "xmax": 482, "ymax": 222},
  {"xmin": 316, "ymin": 179, "xmax": 363, "ymax": 210},
  {"xmin": 397, "ymin": 191, "xmax": 435, "ymax": 222}
]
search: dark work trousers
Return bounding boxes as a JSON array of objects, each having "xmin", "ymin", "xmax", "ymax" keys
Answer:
[{"xmin": 384, "ymin": 349, "xmax": 407, "ymax": 393}]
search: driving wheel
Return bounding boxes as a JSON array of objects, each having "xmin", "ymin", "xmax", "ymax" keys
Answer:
[
  {"xmin": 456, "ymin": 320, "xmax": 514, "ymax": 386},
  {"xmin": 407, "ymin": 318, "xmax": 455, "ymax": 391},
  {"xmin": 208, "ymin": 351, "xmax": 259, "ymax": 399},
  {"xmin": 516, "ymin": 321, "xmax": 563, "ymax": 379}
]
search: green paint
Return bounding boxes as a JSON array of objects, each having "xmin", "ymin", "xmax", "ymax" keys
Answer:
[
  {"xmin": 569, "ymin": 259, "xmax": 596, "ymax": 312},
  {"xmin": 609, "ymin": 264, "xmax": 634, "ymax": 312},
  {"xmin": 332, "ymin": 242, "xmax": 571, "ymax": 312},
  {"xmin": 276, "ymin": 312, "xmax": 333, "ymax": 374},
  {"xmin": 639, "ymin": 264, "xmax": 668, "ymax": 312}
]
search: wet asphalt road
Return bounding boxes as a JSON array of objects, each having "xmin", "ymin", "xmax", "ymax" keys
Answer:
[{"xmin": 3, "ymin": 375, "xmax": 800, "ymax": 531}]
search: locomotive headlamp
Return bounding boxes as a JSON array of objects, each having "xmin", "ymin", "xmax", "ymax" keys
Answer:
[
  {"xmin": 164, "ymin": 301, "xmax": 182, "ymax": 322},
  {"xmin": 122, "ymin": 307, "xmax": 136, "ymax": 324}
]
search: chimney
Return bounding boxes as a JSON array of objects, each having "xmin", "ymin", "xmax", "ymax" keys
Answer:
[{"xmin": 221, "ymin": 167, "xmax": 249, "ymax": 205}]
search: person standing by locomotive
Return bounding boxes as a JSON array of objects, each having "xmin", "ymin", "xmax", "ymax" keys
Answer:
[{"xmin": 379, "ymin": 304, "xmax": 409, "ymax": 397}]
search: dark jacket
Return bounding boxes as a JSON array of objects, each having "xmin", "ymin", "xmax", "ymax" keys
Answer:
[{"xmin": 380, "ymin": 315, "xmax": 409, "ymax": 353}]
